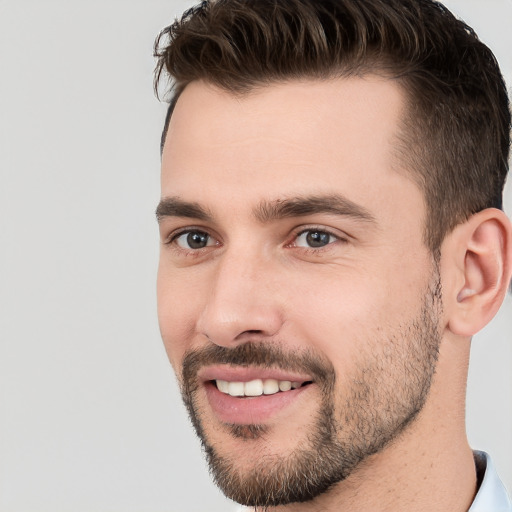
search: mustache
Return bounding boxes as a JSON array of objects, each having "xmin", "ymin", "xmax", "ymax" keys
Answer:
[{"xmin": 181, "ymin": 342, "xmax": 335, "ymax": 391}]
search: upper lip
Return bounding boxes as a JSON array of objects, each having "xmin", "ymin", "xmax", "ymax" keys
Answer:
[{"xmin": 198, "ymin": 365, "xmax": 313, "ymax": 384}]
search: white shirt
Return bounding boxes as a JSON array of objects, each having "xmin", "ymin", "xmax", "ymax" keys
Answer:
[{"xmin": 469, "ymin": 451, "xmax": 511, "ymax": 512}]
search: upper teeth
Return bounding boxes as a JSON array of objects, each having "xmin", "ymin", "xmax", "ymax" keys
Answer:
[{"xmin": 216, "ymin": 379, "xmax": 301, "ymax": 397}]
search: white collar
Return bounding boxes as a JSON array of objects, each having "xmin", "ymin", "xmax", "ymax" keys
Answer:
[{"xmin": 469, "ymin": 451, "xmax": 511, "ymax": 511}]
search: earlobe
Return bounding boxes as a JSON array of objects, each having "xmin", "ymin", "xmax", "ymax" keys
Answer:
[{"xmin": 446, "ymin": 208, "xmax": 512, "ymax": 337}]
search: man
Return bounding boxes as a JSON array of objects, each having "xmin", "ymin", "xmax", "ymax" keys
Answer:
[{"xmin": 154, "ymin": 0, "xmax": 512, "ymax": 510}]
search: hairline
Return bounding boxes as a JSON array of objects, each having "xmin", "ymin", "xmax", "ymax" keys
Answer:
[{"xmin": 160, "ymin": 59, "xmax": 412, "ymax": 148}]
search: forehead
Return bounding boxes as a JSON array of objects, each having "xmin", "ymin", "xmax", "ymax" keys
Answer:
[{"xmin": 161, "ymin": 78, "xmax": 422, "ymax": 228}]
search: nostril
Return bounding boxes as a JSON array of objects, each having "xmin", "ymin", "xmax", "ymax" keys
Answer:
[{"xmin": 232, "ymin": 329, "xmax": 266, "ymax": 343}]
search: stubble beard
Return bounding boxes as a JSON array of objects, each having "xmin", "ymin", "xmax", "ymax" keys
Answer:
[{"xmin": 179, "ymin": 271, "xmax": 443, "ymax": 508}]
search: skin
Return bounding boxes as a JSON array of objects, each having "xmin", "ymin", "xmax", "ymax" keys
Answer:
[{"xmin": 157, "ymin": 77, "xmax": 512, "ymax": 511}]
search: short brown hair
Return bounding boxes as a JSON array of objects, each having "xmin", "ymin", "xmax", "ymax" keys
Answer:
[{"xmin": 154, "ymin": 0, "xmax": 510, "ymax": 250}]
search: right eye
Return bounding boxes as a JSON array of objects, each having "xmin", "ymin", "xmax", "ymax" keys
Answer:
[{"xmin": 173, "ymin": 230, "xmax": 215, "ymax": 250}]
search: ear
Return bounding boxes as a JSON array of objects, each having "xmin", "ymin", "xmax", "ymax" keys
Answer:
[{"xmin": 443, "ymin": 208, "xmax": 512, "ymax": 337}]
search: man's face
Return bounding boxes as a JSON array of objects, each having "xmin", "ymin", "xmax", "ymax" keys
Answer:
[{"xmin": 157, "ymin": 78, "xmax": 442, "ymax": 506}]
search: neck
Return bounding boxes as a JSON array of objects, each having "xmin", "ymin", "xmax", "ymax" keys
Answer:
[
  {"xmin": 256, "ymin": 417, "xmax": 475, "ymax": 512},
  {"xmin": 253, "ymin": 337, "xmax": 476, "ymax": 512}
]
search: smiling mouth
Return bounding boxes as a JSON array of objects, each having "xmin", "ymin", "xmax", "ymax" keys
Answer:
[{"xmin": 214, "ymin": 378, "xmax": 312, "ymax": 397}]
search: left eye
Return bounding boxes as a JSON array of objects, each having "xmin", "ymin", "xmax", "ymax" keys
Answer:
[
  {"xmin": 174, "ymin": 230, "xmax": 215, "ymax": 249},
  {"xmin": 294, "ymin": 230, "xmax": 337, "ymax": 248}
]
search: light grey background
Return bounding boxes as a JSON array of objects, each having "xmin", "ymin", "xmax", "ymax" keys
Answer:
[{"xmin": 0, "ymin": 1, "xmax": 510, "ymax": 511}]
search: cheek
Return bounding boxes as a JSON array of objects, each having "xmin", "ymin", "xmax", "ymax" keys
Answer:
[
  {"xmin": 281, "ymin": 271, "xmax": 366, "ymax": 360},
  {"xmin": 285, "ymin": 263, "xmax": 426, "ymax": 360},
  {"xmin": 157, "ymin": 264, "xmax": 201, "ymax": 370}
]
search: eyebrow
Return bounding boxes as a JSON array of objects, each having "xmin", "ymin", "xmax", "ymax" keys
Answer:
[
  {"xmin": 156, "ymin": 197, "xmax": 213, "ymax": 223},
  {"xmin": 156, "ymin": 194, "xmax": 376, "ymax": 225},
  {"xmin": 254, "ymin": 195, "xmax": 377, "ymax": 224}
]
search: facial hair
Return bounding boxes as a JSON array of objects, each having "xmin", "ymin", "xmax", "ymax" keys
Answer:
[{"xmin": 179, "ymin": 270, "xmax": 442, "ymax": 508}]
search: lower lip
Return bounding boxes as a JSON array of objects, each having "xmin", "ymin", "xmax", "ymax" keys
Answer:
[{"xmin": 204, "ymin": 381, "xmax": 312, "ymax": 424}]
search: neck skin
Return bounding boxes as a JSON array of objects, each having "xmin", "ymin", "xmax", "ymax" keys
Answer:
[{"xmin": 250, "ymin": 334, "xmax": 477, "ymax": 512}]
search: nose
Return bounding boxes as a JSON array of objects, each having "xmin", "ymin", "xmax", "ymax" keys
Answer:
[{"xmin": 196, "ymin": 249, "xmax": 283, "ymax": 347}]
